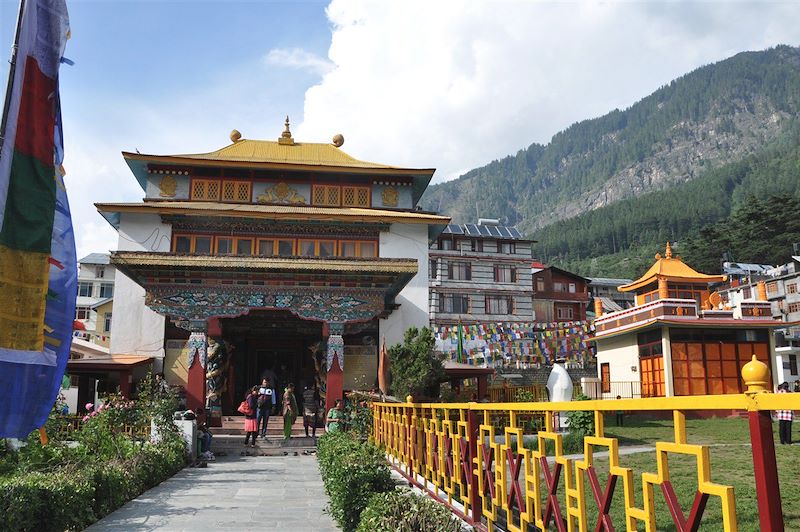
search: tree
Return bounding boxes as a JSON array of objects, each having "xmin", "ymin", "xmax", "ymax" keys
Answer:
[{"xmin": 388, "ymin": 327, "xmax": 444, "ymax": 400}]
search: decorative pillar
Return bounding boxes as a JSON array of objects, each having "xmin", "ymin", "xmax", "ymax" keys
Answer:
[
  {"xmin": 594, "ymin": 298, "xmax": 603, "ymax": 317},
  {"xmin": 658, "ymin": 277, "xmax": 669, "ymax": 300},
  {"xmin": 185, "ymin": 323, "xmax": 208, "ymax": 414},
  {"xmin": 325, "ymin": 322, "xmax": 345, "ymax": 414},
  {"xmin": 757, "ymin": 281, "xmax": 768, "ymax": 302}
]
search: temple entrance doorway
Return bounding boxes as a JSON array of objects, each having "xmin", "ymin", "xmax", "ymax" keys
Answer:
[{"xmin": 221, "ymin": 310, "xmax": 323, "ymax": 415}]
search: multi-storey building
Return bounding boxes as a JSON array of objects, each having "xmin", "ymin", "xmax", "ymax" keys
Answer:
[
  {"xmin": 75, "ymin": 253, "xmax": 116, "ymax": 347},
  {"xmin": 428, "ymin": 221, "xmax": 533, "ymax": 326},
  {"xmin": 531, "ymin": 266, "xmax": 590, "ymax": 322},
  {"xmin": 97, "ymin": 121, "xmax": 447, "ymax": 422},
  {"xmin": 719, "ymin": 255, "xmax": 800, "ymax": 385},
  {"xmin": 587, "ymin": 277, "xmax": 635, "ymax": 314}
]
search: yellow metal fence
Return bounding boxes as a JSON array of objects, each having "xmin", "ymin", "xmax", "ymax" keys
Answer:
[{"xmin": 372, "ymin": 358, "xmax": 799, "ymax": 532}]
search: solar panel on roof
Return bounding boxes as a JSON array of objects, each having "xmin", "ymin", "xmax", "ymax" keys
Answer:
[
  {"xmin": 491, "ymin": 226, "xmax": 504, "ymax": 237},
  {"xmin": 497, "ymin": 226, "xmax": 511, "ymax": 238},
  {"xmin": 448, "ymin": 224, "xmax": 463, "ymax": 234},
  {"xmin": 509, "ymin": 228, "xmax": 522, "ymax": 239},
  {"xmin": 465, "ymin": 224, "xmax": 478, "ymax": 235}
]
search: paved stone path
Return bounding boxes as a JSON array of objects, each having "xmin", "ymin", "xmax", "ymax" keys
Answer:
[{"xmin": 86, "ymin": 454, "xmax": 338, "ymax": 531}]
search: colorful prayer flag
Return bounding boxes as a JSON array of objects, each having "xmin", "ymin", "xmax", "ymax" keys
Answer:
[{"xmin": 0, "ymin": 0, "xmax": 74, "ymax": 438}]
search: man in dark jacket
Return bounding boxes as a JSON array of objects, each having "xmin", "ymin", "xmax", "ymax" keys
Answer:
[{"xmin": 302, "ymin": 384, "xmax": 321, "ymax": 438}]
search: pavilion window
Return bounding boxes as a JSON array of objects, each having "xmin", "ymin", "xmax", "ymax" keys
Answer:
[
  {"xmin": 216, "ymin": 237, "xmax": 233, "ymax": 255},
  {"xmin": 318, "ymin": 241, "xmax": 335, "ymax": 257},
  {"xmin": 258, "ymin": 239, "xmax": 275, "ymax": 257},
  {"xmin": 359, "ymin": 241, "xmax": 376, "ymax": 257},
  {"xmin": 277, "ymin": 240, "xmax": 294, "ymax": 256},
  {"xmin": 221, "ymin": 180, "xmax": 252, "ymax": 203},
  {"xmin": 341, "ymin": 241, "xmax": 356, "ymax": 257},
  {"xmin": 175, "ymin": 236, "xmax": 191, "ymax": 253},
  {"xmin": 195, "ymin": 236, "xmax": 212, "ymax": 254},
  {"xmin": 342, "ymin": 186, "xmax": 370, "ymax": 207},
  {"xmin": 236, "ymin": 238, "xmax": 253, "ymax": 256},
  {"xmin": 312, "ymin": 185, "xmax": 342, "ymax": 206},
  {"xmin": 299, "ymin": 240, "xmax": 316, "ymax": 257}
]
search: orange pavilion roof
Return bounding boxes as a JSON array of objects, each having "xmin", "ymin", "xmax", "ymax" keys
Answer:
[{"xmin": 618, "ymin": 243, "xmax": 726, "ymax": 292}]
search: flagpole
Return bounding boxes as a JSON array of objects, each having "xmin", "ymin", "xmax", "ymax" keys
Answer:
[{"xmin": 0, "ymin": 0, "xmax": 26, "ymax": 154}]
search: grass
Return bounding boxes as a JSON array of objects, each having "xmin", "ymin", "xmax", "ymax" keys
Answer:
[{"xmin": 538, "ymin": 415, "xmax": 800, "ymax": 531}]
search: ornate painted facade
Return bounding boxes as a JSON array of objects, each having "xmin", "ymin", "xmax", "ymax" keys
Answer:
[{"xmin": 98, "ymin": 119, "xmax": 448, "ymax": 421}]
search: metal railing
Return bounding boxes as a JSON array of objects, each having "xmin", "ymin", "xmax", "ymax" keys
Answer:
[
  {"xmin": 582, "ymin": 380, "xmax": 643, "ymax": 399},
  {"xmin": 372, "ymin": 357, "xmax": 798, "ymax": 532}
]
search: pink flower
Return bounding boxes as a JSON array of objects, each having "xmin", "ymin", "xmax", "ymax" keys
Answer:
[
  {"xmin": 90, "ymin": 411, "xmax": 98, "ymax": 417},
  {"xmin": 82, "ymin": 415, "xmax": 89, "ymax": 422},
  {"xmin": 85, "ymin": 403, "xmax": 93, "ymax": 411}
]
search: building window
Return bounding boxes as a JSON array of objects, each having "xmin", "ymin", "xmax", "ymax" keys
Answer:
[
  {"xmin": 96, "ymin": 266, "xmax": 105, "ymax": 279},
  {"xmin": 600, "ymin": 363, "xmax": 610, "ymax": 393},
  {"xmin": 790, "ymin": 355, "xmax": 798, "ymax": 376},
  {"xmin": 536, "ymin": 278, "xmax": 545, "ymax": 292},
  {"xmin": 78, "ymin": 282, "xmax": 92, "ymax": 298},
  {"xmin": 191, "ymin": 179, "xmax": 221, "ymax": 201},
  {"xmin": 342, "ymin": 186, "xmax": 370, "ymax": 207},
  {"xmin": 448, "ymin": 261, "xmax": 471, "ymax": 281},
  {"xmin": 556, "ymin": 306, "xmax": 573, "ymax": 320},
  {"xmin": 216, "ymin": 237, "xmax": 233, "ymax": 255},
  {"xmin": 788, "ymin": 284, "xmax": 798, "ymax": 295},
  {"xmin": 195, "ymin": 236, "xmax": 212, "ymax": 254},
  {"xmin": 103, "ymin": 313, "xmax": 112, "ymax": 333},
  {"xmin": 789, "ymin": 302, "xmax": 800, "ymax": 313},
  {"xmin": 743, "ymin": 287, "xmax": 752, "ymax": 299},
  {"xmin": 568, "ymin": 282, "xmax": 576, "ymax": 293},
  {"xmin": 236, "ymin": 238, "xmax": 253, "ymax": 256},
  {"xmin": 439, "ymin": 294, "xmax": 469, "ymax": 314},
  {"xmin": 640, "ymin": 355, "xmax": 665, "ymax": 398},
  {"xmin": 312, "ymin": 185, "xmax": 342, "ymax": 206},
  {"xmin": 439, "ymin": 239, "xmax": 454, "ymax": 251},
  {"xmin": 498, "ymin": 242, "xmax": 515, "ymax": 254},
  {"xmin": 767, "ymin": 281, "xmax": 778, "ymax": 295},
  {"xmin": 175, "ymin": 235, "xmax": 191, "ymax": 253},
  {"xmin": 494, "ymin": 265, "xmax": 516, "ymax": 283},
  {"xmin": 221, "ymin": 181, "xmax": 252, "ymax": 203},
  {"xmin": 554, "ymin": 282, "xmax": 566, "ymax": 292},
  {"xmin": 471, "ymin": 239, "xmax": 483, "ymax": 252},
  {"xmin": 277, "ymin": 239, "xmax": 294, "ymax": 256},
  {"xmin": 99, "ymin": 283, "xmax": 113, "ymax": 298},
  {"xmin": 485, "ymin": 295, "xmax": 512, "ymax": 314},
  {"xmin": 75, "ymin": 307, "xmax": 91, "ymax": 320},
  {"xmin": 429, "ymin": 259, "xmax": 438, "ymax": 280}
]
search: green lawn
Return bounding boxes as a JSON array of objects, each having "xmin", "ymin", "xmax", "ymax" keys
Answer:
[{"xmin": 553, "ymin": 415, "xmax": 800, "ymax": 531}]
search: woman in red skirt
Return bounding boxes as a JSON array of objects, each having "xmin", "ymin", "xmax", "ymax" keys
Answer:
[{"xmin": 244, "ymin": 386, "xmax": 259, "ymax": 447}]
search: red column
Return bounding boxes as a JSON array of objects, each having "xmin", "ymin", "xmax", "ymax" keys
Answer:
[
  {"xmin": 186, "ymin": 350, "xmax": 206, "ymax": 411},
  {"xmin": 467, "ymin": 406, "xmax": 481, "ymax": 524},
  {"xmin": 324, "ymin": 323, "xmax": 345, "ymax": 415},
  {"xmin": 749, "ymin": 409, "xmax": 784, "ymax": 531}
]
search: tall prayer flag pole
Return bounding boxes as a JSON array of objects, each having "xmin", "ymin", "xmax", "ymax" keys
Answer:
[{"xmin": 0, "ymin": 0, "xmax": 75, "ymax": 438}]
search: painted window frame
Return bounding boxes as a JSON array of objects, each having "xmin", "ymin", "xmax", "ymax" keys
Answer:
[{"xmin": 485, "ymin": 295, "xmax": 513, "ymax": 315}]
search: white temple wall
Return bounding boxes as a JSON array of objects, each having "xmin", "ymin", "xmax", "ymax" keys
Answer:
[
  {"xmin": 109, "ymin": 213, "xmax": 171, "ymax": 359},
  {"xmin": 379, "ymin": 223, "xmax": 430, "ymax": 347},
  {"xmin": 595, "ymin": 334, "xmax": 639, "ymax": 398}
]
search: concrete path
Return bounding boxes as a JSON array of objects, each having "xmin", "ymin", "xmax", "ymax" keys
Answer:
[{"xmin": 86, "ymin": 454, "xmax": 338, "ymax": 531}]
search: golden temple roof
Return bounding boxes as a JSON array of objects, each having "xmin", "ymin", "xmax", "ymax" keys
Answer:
[
  {"xmin": 122, "ymin": 118, "xmax": 433, "ymax": 174},
  {"xmin": 618, "ymin": 242, "xmax": 726, "ymax": 292},
  {"xmin": 95, "ymin": 201, "xmax": 450, "ymax": 226}
]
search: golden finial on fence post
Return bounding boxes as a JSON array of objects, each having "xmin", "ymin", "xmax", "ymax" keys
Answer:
[{"xmin": 742, "ymin": 355, "xmax": 770, "ymax": 393}]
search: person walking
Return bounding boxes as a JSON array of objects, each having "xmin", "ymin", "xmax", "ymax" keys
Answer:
[
  {"xmin": 776, "ymin": 381, "xmax": 793, "ymax": 445},
  {"xmin": 257, "ymin": 378, "xmax": 276, "ymax": 440},
  {"xmin": 243, "ymin": 387, "xmax": 259, "ymax": 447},
  {"xmin": 302, "ymin": 384, "xmax": 321, "ymax": 439},
  {"xmin": 282, "ymin": 383, "xmax": 298, "ymax": 440}
]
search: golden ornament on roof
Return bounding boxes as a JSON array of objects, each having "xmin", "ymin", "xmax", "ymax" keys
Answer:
[
  {"xmin": 278, "ymin": 116, "xmax": 295, "ymax": 145},
  {"xmin": 332, "ymin": 133, "xmax": 344, "ymax": 147},
  {"xmin": 230, "ymin": 129, "xmax": 242, "ymax": 142},
  {"xmin": 382, "ymin": 186, "xmax": 399, "ymax": 207},
  {"xmin": 158, "ymin": 175, "xmax": 177, "ymax": 197}
]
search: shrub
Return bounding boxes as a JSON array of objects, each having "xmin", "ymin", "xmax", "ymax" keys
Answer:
[
  {"xmin": 317, "ymin": 432, "xmax": 394, "ymax": 531},
  {"xmin": 357, "ymin": 489, "xmax": 464, "ymax": 532},
  {"xmin": 565, "ymin": 393, "xmax": 595, "ymax": 436},
  {"xmin": 388, "ymin": 327, "xmax": 444, "ymax": 400},
  {"xmin": 0, "ymin": 470, "xmax": 95, "ymax": 531}
]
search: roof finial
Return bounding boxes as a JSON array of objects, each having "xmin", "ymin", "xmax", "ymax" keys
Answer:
[
  {"xmin": 665, "ymin": 241, "xmax": 673, "ymax": 259},
  {"xmin": 279, "ymin": 115, "xmax": 295, "ymax": 145}
]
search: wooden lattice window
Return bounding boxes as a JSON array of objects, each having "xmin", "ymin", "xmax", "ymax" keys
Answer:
[
  {"xmin": 221, "ymin": 181, "xmax": 251, "ymax": 203},
  {"xmin": 191, "ymin": 179, "xmax": 221, "ymax": 201},
  {"xmin": 343, "ymin": 186, "xmax": 370, "ymax": 207},
  {"xmin": 312, "ymin": 185, "xmax": 341, "ymax": 206}
]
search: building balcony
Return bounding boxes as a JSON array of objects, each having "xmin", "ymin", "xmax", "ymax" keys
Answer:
[
  {"xmin": 533, "ymin": 291, "xmax": 589, "ymax": 302},
  {"xmin": 595, "ymin": 298, "xmax": 698, "ymax": 336}
]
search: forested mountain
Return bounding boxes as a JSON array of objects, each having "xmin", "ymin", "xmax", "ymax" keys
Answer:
[{"xmin": 421, "ymin": 46, "xmax": 800, "ymax": 277}]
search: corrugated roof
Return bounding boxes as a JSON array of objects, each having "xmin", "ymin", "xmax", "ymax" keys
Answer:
[
  {"xmin": 111, "ymin": 252, "xmax": 419, "ymax": 273},
  {"xmin": 95, "ymin": 201, "xmax": 450, "ymax": 228},
  {"xmin": 588, "ymin": 277, "xmax": 634, "ymax": 286},
  {"xmin": 78, "ymin": 253, "xmax": 110, "ymax": 265}
]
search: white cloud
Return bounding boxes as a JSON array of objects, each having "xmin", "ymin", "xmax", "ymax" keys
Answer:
[
  {"xmin": 297, "ymin": 0, "xmax": 800, "ymax": 182},
  {"xmin": 265, "ymin": 47, "xmax": 334, "ymax": 76}
]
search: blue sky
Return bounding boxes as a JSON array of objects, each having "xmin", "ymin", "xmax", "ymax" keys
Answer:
[{"xmin": 2, "ymin": 1, "xmax": 800, "ymax": 258}]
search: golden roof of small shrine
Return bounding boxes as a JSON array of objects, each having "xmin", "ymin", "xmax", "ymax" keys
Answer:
[{"xmin": 618, "ymin": 242, "xmax": 726, "ymax": 292}]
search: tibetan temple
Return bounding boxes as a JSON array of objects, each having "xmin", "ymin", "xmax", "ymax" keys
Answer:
[
  {"xmin": 594, "ymin": 243, "xmax": 783, "ymax": 398},
  {"xmin": 96, "ymin": 120, "xmax": 448, "ymax": 423}
]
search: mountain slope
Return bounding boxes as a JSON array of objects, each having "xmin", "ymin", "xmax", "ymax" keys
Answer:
[{"xmin": 421, "ymin": 45, "xmax": 800, "ymax": 269}]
